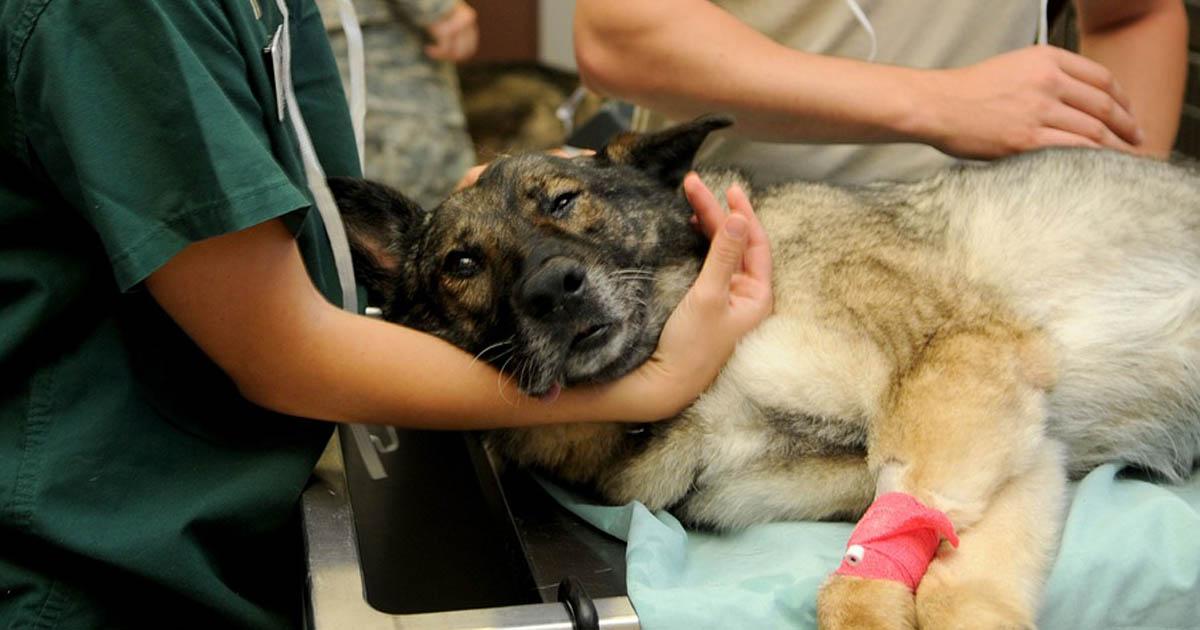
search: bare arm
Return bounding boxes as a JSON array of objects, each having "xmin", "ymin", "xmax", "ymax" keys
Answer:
[
  {"xmin": 1075, "ymin": 0, "xmax": 1188, "ymax": 156},
  {"xmin": 145, "ymin": 180, "xmax": 769, "ymax": 430},
  {"xmin": 575, "ymin": 0, "xmax": 1144, "ymax": 158},
  {"xmin": 575, "ymin": 0, "xmax": 930, "ymax": 145}
]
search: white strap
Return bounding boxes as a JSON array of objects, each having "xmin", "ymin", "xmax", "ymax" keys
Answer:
[
  {"xmin": 1036, "ymin": 0, "xmax": 1049, "ymax": 45},
  {"xmin": 272, "ymin": 0, "xmax": 358, "ymax": 315},
  {"xmin": 336, "ymin": 0, "xmax": 367, "ymax": 172},
  {"xmin": 843, "ymin": 0, "xmax": 878, "ymax": 62},
  {"xmin": 272, "ymin": 0, "xmax": 390, "ymax": 480}
]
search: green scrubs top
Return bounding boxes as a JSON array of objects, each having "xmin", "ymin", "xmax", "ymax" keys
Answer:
[{"xmin": 0, "ymin": 1, "xmax": 361, "ymax": 627}]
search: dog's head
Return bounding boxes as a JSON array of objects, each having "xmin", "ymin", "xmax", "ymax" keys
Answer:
[{"xmin": 332, "ymin": 115, "xmax": 732, "ymax": 396}]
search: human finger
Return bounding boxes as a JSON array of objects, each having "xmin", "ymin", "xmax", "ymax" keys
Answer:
[
  {"xmin": 1058, "ymin": 77, "xmax": 1142, "ymax": 146},
  {"xmin": 1033, "ymin": 127, "xmax": 1102, "ymax": 150},
  {"xmin": 691, "ymin": 213, "xmax": 751, "ymax": 305},
  {"xmin": 548, "ymin": 147, "xmax": 596, "ymax": 158},
  {"xmin": 457, "ymin": 20, "xmax": 479, "ymax": 60},
  {"xmin": 455, "ymin": 163, "xmax": 488, "ymax": 190},
  {"xmin": 424, "ymin": 5, "xmax": 465, "ymax": 60},
  {"xmin": 1042, "ymin": 104, "xmax": 1136, "ymax": 152},
  {"xmin": 683, "ymin": 172, "xmax": 726, "ymax": 240},
  {"xmin": 726, "ymin": 183, "xmax": 771, "ymax": 284},
  {"xmin": 444, "ymin": 26, "xmax": 469, "ymax": 62},
  {"xmin": 424, "ymin": 39, "xmax": 450, "ymax": 60},
  {"xmin": 445, "ymin": 5, "xmax": 477, "ymax": 60},
  {"xmin": 448, "ymin": 32, "xmax": 467, "ymax": 62},
  {"xmin": 1051, "ymin": 47, "xmax": 1132, "ymax": 114}
]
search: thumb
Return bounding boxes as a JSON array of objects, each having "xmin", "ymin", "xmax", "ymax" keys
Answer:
[{"xmin": 693, "ymin": 213, "xmax": 749, "ymax": 299}]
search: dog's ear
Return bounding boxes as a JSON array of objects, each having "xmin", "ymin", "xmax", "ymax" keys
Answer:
[
  {"xmin": 598, "ymin": 114, "xmax": 733, "ymax": 187},
  {"xmin": 328, "ymin": 176, "xmax": 424, "ymax": 309}
]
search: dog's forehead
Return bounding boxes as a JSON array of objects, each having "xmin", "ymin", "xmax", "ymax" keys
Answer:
[
  {"xmin": 427, "ymin": 194, "xmax": 518, "ymax": 245},
  {"xmin": 436, "ymin": 153, "xmax": 599, "ymax": 226},
  {"xmin": 478, "ymin": 154, "xmax": 592, "ymax": 192}
]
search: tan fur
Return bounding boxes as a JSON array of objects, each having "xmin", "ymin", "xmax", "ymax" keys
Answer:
[{"xmin": 818, "ymin": 575, "xmax": 917, "ymax": 630}]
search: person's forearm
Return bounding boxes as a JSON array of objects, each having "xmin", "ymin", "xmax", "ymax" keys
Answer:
[
  {"xmin": 148, "ymin": 220, "xmax": 655, "ymax": 430},
  {"xmin": 577, "ymin": 0, "xmax": 1149, "ymax": 159},
  {"xmin": 1076, "ymin": 0, "xmax": 1188, "ymax": 156},
  {"xmin": 575, "ymin": 0, "xmax": 927, "ymax": 145},
  {"xmin": 244, "ymin": 299, "xmax": 657, "ymax": 429}
]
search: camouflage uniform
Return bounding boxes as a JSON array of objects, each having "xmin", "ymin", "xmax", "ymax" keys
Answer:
[{"xmin": 318, "ymin": 0, "xmax": 476, "ymax": 208}]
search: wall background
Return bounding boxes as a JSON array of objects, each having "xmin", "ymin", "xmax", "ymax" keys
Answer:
[{"xmin": 463, "ymin": 0, "xmax": 575, "ymax": 69}]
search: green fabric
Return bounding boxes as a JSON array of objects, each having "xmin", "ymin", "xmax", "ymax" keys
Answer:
[
  {"xmin": 0, "ymin": 0, "xmax": 360, "ymax": 628},
  {"xmin": 546, "ymin": 464, "xmax": 1200, "ymax": 630}
]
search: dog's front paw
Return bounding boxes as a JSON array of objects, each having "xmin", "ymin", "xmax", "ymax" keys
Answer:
[
  {"xmin": 817, "ymin": 574, "xmax": 916, "ymax": 630},
  {"xmin": 915, "ymin": 568, "xmax": 1034, "ymax": 630}
]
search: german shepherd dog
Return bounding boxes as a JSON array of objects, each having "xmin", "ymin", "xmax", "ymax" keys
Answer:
[{"xmin": 330, "ymin": 116, "xmax": 1200, "ymax": 629}]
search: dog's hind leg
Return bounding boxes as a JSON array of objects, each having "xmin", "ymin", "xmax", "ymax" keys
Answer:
[{"xmin": 817, "ymin": 321, "xmax": 1061, "ymax": 630}]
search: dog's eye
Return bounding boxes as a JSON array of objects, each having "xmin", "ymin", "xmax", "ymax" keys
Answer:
[
  {"xmin": 546, "ymin": 191, "xmax": 579, "ymax": 218},
  {"xmin": 442, "ymin": 250, "xmax": 482, "ymax": 279}
]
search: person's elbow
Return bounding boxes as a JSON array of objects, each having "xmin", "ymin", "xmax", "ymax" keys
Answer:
[
  {"xmin": 222, "ymin": 303, "xmax": 342, "ymax": 421},
  {"xmin": 573, "ymin": 0, "xmax": 660, "ymax": 99},
  {"xmin": 574, "ymin": 20, "xmax": 626, "ymax": 97},
  {"xmin": 1077, "ymin": 0, "xmax": 1186, "ymax": 35},
  {"xmin": 230, "ymin": 360, "xmax": 307, "ymax": 419},
  {"xmin": 144, "ymin": 226, "xmax": 338, "ymax": 421}
]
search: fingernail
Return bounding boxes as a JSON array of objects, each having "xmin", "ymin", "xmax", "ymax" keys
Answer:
[
  {"xmin": 1136, "ymin": 127, "xmax": 1145, "ymax": 144},
  {"xmin": 724, "ymin": 215, "xmax": 747, "ymax": 238}
]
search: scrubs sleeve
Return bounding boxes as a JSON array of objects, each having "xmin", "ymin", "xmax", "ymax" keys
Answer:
[{"xmin": 12, "ymin": 1, "xmax": 311, "ymax": 291}]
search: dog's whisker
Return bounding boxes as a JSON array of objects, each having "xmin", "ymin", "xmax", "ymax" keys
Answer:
[
  {"xmin": 485, "ymin": 347, "xmax": 516, "ymax": 368},
  {"xmin": 514, "ymin": 358, "xmax": 534, "ymax": 407},
  {"xmin": 496, "ymin": 354, "xmax": 517, "ymax": 405},
  {"xmin": 471, "ymin": 337, "xmax": 515, "ymax": 366}
]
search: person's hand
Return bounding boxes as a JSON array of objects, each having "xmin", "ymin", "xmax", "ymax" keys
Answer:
[
  {"xmin": 916, "ymin": 46, "xmax": 1144, "ymax": 159},
  {"xmin": 424, "ymin": 1, "xmax": 478, "ymax": 62},
  {"xmin": 624, "ymin": 173, "xmax": 773, "ymax": 421},
  {"xmin": 454, "ymin": 163, "xmax": 487, "ymax": 191}
]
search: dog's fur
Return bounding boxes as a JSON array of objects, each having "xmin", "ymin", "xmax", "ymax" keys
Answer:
[{"xmin": 331, "ymin": 116, "xmax": 1200, "ymax": 629}]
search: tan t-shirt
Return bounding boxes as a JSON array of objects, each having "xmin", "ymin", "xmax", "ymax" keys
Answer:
[{"xmin": 632, "ymin": 0, "xmax": 1043, "ymax": 184}]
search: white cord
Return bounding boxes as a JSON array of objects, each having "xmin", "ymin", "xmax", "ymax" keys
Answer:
[
  {"xmin": 842, "ymin": 0, "xmax": 878, "ymax": 62},
  {"xmin": 271, "ymin": 0, "xmax": 359, "ymax": 315},
  {"xmin": 272, "ymin": 0, "xmax": 391, "ymax": 481},
  {"xmin": 1036, "ymin": 0, "xmax": 1049, "ymax": 44},
  {"xmin": 336, "ymin": 0, "xmax": 367, "ymax": 172},
  {"xmin": 556, "ymin": 86, "xmax": 589, "ymax": 137}
]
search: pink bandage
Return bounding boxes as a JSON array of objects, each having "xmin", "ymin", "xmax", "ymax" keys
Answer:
[{"xmin": 833, "ymin": 492, "xmax": 959, "ymax": 591}]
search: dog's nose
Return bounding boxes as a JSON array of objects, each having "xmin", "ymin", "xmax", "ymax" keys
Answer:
[{"xmin": 518, "ymin": 257, "xmax": 588, "ymax": 319}]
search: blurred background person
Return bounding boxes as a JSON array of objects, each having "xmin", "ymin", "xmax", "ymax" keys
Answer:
[{"xmin": 320, "ymin": 0, "xmax": 478, "ymax": 207}]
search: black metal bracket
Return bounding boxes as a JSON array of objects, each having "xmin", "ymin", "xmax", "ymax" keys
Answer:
[{"xmin": 557, "ymin": 576, "xmax": 599, "ymax": 630}]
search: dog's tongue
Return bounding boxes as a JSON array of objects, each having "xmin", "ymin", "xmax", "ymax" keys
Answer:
[{"xmin": 539, "ymin": 383, "xmax": 562, "ymax": 403}]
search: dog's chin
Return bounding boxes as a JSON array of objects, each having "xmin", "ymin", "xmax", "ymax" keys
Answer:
[
  {"xmin": 517, "ymin": 319, "xmax": 652, "ymax": 397},
  {"xmin": 563, "ymin": 320, "xmax": 631, "ymax": 380}
]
